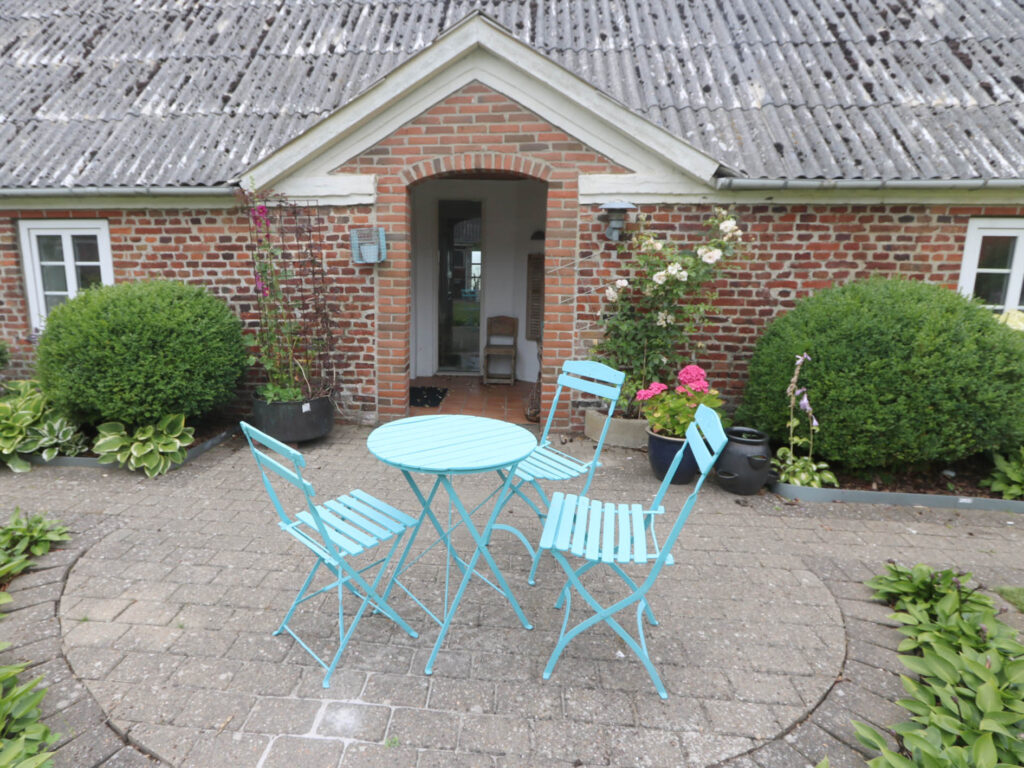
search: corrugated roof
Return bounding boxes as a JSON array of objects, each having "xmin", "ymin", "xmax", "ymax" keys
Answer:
[{"xmin": 2, "ymin": 0, "xmax": 1023, "ymax": 188}]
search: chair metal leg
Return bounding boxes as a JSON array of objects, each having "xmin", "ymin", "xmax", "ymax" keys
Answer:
[
  {"xmin": 543, "ymin": 551, "xmax": 669, "ymax": 699},
  {"xmin": 276, "ymin": 559, "xmax": 321, "ymax": 636}
]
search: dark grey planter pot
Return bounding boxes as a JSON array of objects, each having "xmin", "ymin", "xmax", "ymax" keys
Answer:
[
  {"xmin": 249, "ymin": 396, "xmax": 335, "ymax": 443},
  {"xmin": 771, "ymin": 482, "xmax": 1024, "ymax": 513}
]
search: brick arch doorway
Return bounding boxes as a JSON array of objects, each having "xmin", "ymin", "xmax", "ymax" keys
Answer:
[
  {"xmin": 409, "ymin": 172, "xmax": 548, "ymax": 390},
  {"xmin": 375, "ymin": 153, "xmax": 579, "ymax": 423}
]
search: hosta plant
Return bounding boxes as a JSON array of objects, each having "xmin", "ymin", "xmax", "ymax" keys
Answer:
[
  {"xmin": 0, "ymin": 381, "xmax": 87, "ymax": 472},
  {"xmin": 93, "ymin": 414, "xmax": 195, "ymax": 478},
  {"xmin": 855, "ymin": 562, "xmax": 1024, "ymax": 768},
  {"xmin": 0, "ymin": 511, "xmax": 69, "ymax": 560},
  {"xmin": 770, "ymin": 354, "xmax": 837, "ymax": 488},
  {"xmin": 0, "ymin": 653, "xmax": 57, "ymax": 768},
  {"xmin": 980, "ymin": 446, "xmax": 1024, "ymax": 500}
]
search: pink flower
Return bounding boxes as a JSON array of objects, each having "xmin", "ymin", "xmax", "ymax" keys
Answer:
[
  {"xmin": 648, "ymin": 381, "xmax": 668, "ymax": 394},
  {"xmin": 635, "ymin": 388, "xmax": 654, "ymax": 401},
  {"xmin": 677, "ymin": 364, "xmax": 707, "ymax": 387}
]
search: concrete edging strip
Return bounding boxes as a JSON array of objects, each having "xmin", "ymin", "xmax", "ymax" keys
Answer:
[{"xmin": 771, "ymin": 482, "xmax": 1024, "ymax": 513}]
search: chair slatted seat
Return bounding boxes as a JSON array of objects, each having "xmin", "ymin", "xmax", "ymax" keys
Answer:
[
  {"xmin": 240, "ymin": 422, "xmax": 419, "ymax": 688},
  {"xmin": 538, "ymin": 404, "xmax": 728, "ymax": 699}
]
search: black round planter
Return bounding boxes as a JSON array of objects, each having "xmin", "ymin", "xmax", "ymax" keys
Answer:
[
  {"xmin": 646, "ymin": 429, "xmax": 698, "ymax": 485},
  {"xmin": 715, "ymin": 427, "xmax": 771, "ymax": 495},
  {"xmin": 249, "ymin": 396, "xmax": 335, "ymax": 443}
]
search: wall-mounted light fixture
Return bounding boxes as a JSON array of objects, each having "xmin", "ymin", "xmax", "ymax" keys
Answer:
[{"xmin": 600, "ymin": 201, "xmax": 637, "ymax": 241}]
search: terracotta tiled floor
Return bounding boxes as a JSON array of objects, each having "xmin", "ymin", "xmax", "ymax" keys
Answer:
[{"xmin": 409, "ymin": 374, "xmax": 536, "ymax": 423}]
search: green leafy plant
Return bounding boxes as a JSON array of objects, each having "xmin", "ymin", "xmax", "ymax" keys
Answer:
[
  {"xmin": 636, "ymin": 364, "xmax": 725, "ymax": 438},
  {"xmin": 591, "ymin": 208, "xmax": 743, "ymax": 413},
  {"xmin": 980, "ymin": 446, "xmax": 1024, "ymax": 500},
  {"xmin": 0, "ymin": 656, "xmax": 57, "ymax": 768},
  {"xmin": 855, "ymin": 562, "xmax": 1024, "ymax": 768},
  {"xmin": 242, "ymin": 189, "xmax": 333, "ymax": 403},
  {"xmin": 92, "ymin": 414, "xmax": 195, "ymax": 478},
  {"xmin": 738, "ymin": 278, "xmax": 1024, "ymax": 470},
  {"xmin": 0, "ymin": 511, "xmax": 69, "ymax": 560},
  {"xmin": 36, "ymin": 280, "xmax": 246, "ymax": 427},
  {"xmin": 0, "ymin": 339, "xmax": 8, "ymax": 371},
  {"xmin": 0, "ymin": 513, "xmax": 67, "ymax": 767},
  {"xmin": 0, "ymin": 381, "xmax": 87, "ymax": 473},
  {"xmin": 771, "ymin": 354, "xmax": 837, "ymax": 488}
]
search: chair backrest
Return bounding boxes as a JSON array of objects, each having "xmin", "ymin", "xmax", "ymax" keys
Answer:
[
  {"xmin": 540, "ymin": 360, "xmax": 626, "ymax": 492},
  {"xmin": 486, "ymin": 315, "xmax": 517, "ymax": 344},
  {"xmin": 645, "ymin": 405, "xmax": 728, "ymax": 576},
  {"xmin": 240, "ymin": 421, "xmax": 342, "ymax": 562},
  {"xmin": 540, "ymin": 359, "xmax": 626, "ymax": 444}
]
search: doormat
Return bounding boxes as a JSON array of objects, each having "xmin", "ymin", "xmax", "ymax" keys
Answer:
[{"xmin": 410, "ymin": 386, "xmax": 448, "ymax": 408}]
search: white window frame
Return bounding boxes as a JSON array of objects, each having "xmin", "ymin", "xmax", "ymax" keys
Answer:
[
  {"xmin": 17, "ymin": 219, "xmax": 114, "ymax": 331},
  {"xmin": 958, "ymin": 218, "xmax": 1024, "ymax": 312}
]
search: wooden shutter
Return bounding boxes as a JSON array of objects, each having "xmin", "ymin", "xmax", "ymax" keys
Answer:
[{"xmin": 526, "ymin": 253, "xmax": 544, "ymax": 341}]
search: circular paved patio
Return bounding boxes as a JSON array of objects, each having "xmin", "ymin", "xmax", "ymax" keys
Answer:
[{"xmin": 2, "ymin": 423, "xmax": 1022, "ymax": 767}]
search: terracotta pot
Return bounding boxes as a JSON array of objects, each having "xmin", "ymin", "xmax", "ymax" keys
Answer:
[
  {"xmin": 249, "ymin": 396, "xmax": 334, "ymax": 443},
  {"xmin": 646, "ymin": 428, "xmax": 698, "ymax": 485}
]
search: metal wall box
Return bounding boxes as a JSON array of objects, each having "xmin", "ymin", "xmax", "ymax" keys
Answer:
[{"xmin": 351, "ymin": 227, "xmax": 387, "ymax": 264}]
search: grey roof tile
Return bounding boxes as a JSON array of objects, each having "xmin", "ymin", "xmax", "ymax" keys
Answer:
[{"xmin": 2, "ymin": 0, "xmax": 1023, "ymax": 188}]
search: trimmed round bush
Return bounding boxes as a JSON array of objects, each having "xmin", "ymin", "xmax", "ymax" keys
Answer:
[
  {"xmin": 737, "ymin": 277, "xmax": 1024, "ymax": 469},
  {"xmin": 36, "ymin": 281, "xmax": 247, "ymax": 426}
]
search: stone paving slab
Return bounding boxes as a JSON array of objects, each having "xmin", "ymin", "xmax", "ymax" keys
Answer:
[{"xmin": 0, "ymin": 424, "xmax": 1020, "ymax": 767}]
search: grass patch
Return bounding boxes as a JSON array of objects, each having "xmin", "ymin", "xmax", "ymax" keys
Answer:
[{"xmin": 994, "ymin": 585, "xmax": 1024, "ymax": 613}]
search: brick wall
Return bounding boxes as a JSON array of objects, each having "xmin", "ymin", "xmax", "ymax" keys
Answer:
[
  {"xmin": 331, "ymin": 80, "xmax": 628, "ymax": 421},
  {"xmin": 577, "ymin": 202, "xmax": 1024, "ymax": 410},
  {"xmin": 0, "ymin": 206, "xmax": 382, "ymax": 421}
]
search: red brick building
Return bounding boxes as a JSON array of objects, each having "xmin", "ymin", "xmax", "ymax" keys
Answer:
[{"xmin": 3, "ymin": 7, "xmax": 1023, "ymax": 425}]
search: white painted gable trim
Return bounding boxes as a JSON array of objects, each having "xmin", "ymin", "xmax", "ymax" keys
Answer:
[{"xmin": 242, "ymin": 14, "xmax": 721, "ymax": 200}]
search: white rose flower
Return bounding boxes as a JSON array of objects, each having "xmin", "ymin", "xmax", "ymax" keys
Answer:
[
  {"xmin": 666, "ymin": 262, "xmax": 682, "ymax": 276},
  {"xmin": 701, "ymin": 248, "xmax": 722, "ymax": 265},
  {"xmin": 615, "ymin": 278, "xmax": 629, "ymax": 288},
  {"xmin": 678, "ymin": 269, "xmax": 688, "ymax": 281},
  {"xmin": 605, "ymin": 286, "xmax": 618, "ymax": 301},
  {"xmin": 652, "ymin": 271, "xmax": 667, "ymax": 285},
  {"xmin": 656, "ymin": 311, "xmax": 672, "ymax": 327},
  {"xmin": 719, "ymin": 219, "xmax": 738, "ymax": 234},
  {"xmin": 653, "ymin": 241, "xmax": 663, "ymax": 251}
]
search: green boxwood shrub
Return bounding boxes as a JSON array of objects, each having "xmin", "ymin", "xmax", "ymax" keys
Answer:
[
  {"xmin": 737, "ymin": 277, "xmax": 1024, "ymax": 469},
  {"xmin": 36, "ymin": 281, "xmax": 247, "ymax": 427}
]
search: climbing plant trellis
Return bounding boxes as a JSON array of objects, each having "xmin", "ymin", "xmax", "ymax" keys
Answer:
[{"xmin": 241, "ymin": 190, "xmax": 333, "ymax": 401}]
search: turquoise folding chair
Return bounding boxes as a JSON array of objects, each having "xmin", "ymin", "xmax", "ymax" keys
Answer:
[
  {"xmin": 240, "ymin": 421, "xmax": 419, "ymax": 688},
  {"xmin": 538, "ymin": 404, "xmax": 727, "ymax": 698},
  {"xmin": 496, "ymin": 360, "xmax": 625, "ymax": 584}
]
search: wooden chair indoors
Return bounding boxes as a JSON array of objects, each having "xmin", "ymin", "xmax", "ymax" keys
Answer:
[{"xmin": 482, "ymin": 315, "xmax": 518, "ymax": 385}]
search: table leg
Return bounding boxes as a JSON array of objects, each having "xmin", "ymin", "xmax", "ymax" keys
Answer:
[{"xmin": 425, "ymin": 469, "xmax": 533, "ymax": 675}]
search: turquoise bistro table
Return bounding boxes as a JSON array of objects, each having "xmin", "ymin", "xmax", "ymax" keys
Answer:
[{"xmin": 367, "ymin": 414, "xmax": 537, "ymax": 674}]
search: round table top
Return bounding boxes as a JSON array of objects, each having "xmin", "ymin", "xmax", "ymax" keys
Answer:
[{"xmin": 367, "ymin": 414, "xmax": 537, "ymax": 474}]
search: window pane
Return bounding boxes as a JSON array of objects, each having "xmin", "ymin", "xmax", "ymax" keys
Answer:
[
  {"xmin": 40, "ymin": 264, "xmax": 68, "ymax": 292},
  {"xmin": 978, "ymin": 236, "xmax": 1015, "ymax": 269},
  {"xmin": 37, "ymin": 235, "xmax": 64, "ymax": 263},
  {"xmin": 71, "ymin": 234, "xmax": 99, "ymax": 263},
  {"xmin": 974, "ymin": 272, "xmax": 1009, "ymax": 306},
  {"xmin": 44, "ymin": 294, "xmax": 67, "ymax": 313},
  {"xmin": 76, "ymin": 264, "xmax": 102, "ymax": 289}
]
